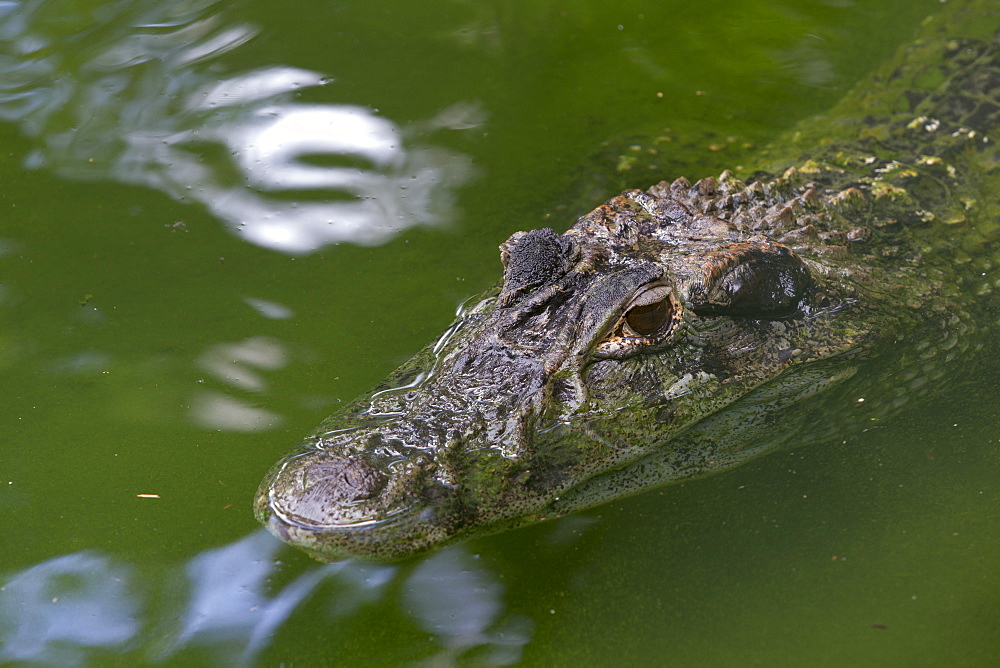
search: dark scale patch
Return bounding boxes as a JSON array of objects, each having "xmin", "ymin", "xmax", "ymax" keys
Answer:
[
  {"xmin": 650, "ymin": 199, "xmax": 694, "ymax": 227},
  {"xmin": 498, "ymin": 228, "xmax": 578, "ymax": 307},
  {"xmin": 930, "ymin": 39, "xmax": 1000, "ymax": 129},
  {"xmin": 654, "ymin": 405, "xmax": 677, "ymax": 425},
  {"xmin": 696, "ymin": 319, "xmax": 786, "ymax": 380},
  {"xmin": 776, "ymin": 348, "xmax": 797, "ymax": 364}
]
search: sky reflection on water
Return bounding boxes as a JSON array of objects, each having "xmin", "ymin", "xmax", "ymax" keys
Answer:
[
  {"xmin": 0, "ymin": 0, "xmax": 475, "ymax": 253},
  {"xmin": 0, "ymin": 531, "xmax": 532, "ymax": 665},
  {"xmin": 0, "ymin": 551, "xmax": 139, "ymax": 666},
  {"xmin": 191, "ymin": 336, "xmax": 288, "ymax": 431}
]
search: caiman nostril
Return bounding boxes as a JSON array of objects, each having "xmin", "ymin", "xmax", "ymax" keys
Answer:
[
  {"xmin": 302, "ymin": 457, "xmax": 386, "ymax": 505},
  {"xmin": 267, "ymin": 454, "xmax": 397, "ymax": 529}
]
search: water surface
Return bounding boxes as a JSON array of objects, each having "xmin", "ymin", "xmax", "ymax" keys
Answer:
[{"xmin": 1, "ymin": 0, "xmax": 996, "ymax": 665}]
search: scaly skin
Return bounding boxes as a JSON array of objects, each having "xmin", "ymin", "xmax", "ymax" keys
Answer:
[{"xmin": 256, "ymin": 0, "xmax": 998, "ymax": 561}]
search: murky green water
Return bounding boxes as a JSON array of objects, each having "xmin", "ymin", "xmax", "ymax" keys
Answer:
[{"xmin": 1, "ymin": 0, "xmax": 996, "ymax": 665}]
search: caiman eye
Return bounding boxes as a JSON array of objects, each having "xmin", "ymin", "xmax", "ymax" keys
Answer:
[
  {"xmin": 625, "ymin": 296, "xmax": 671, "ymax": 336},
  {"xmin": 594, "ymin": 284, "xmax": 682, "ymax": 359}
]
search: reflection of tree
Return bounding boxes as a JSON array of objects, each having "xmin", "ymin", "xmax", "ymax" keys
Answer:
[
  {"xmin": 0, "ymin": 0, "xmax": 475, "ymax": 253},
  {"xmin": 0, "ymin": 531, "xmax": 532, "ymax": 664}
]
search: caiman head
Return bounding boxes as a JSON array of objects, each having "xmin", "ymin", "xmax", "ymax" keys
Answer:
[{"xmin": 256, "ymin": 173, "xmax": 882, "ymax": 561}]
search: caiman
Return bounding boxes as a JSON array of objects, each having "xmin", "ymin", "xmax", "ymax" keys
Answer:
[{"xmin": 256, "ymin": 0, "xmax": 999, "ymax": 561}]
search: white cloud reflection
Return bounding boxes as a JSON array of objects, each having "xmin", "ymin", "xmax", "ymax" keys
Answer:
[
  {"xmin": 156, "ymin": 530, "xmax": 351, "ymax": 663},
  {"xmin": 188, "ymin": 390, "xmax": 282, "ymax": 431},
  {"xmin": 0, "ymin": 0, "xmax": 476, "ymax": 253},
  {"xmin": 191, "ymin": 336, "xmax": 288, "ymax": 431},
  {"xmin": 0, "ymin": 552, "xmax": 139, "ymax": 666},
  {"xmin": 197, "ymin": 336, "xmax": 288, "ymax": 393},
  {"xmin": 403, "ymin": 547, "xmax": 533, "ymax": 665},
  {"xmin": 241, "ymin": 296, "xmax": 295, "ymax": 320},
  {"xmin": 0, "ymin": 534, "xmax": 533, "ymax": 665}
]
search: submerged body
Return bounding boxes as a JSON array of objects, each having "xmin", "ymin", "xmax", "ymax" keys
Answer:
[{"xmin": 257, "ymin": 0, "xmax": 998, "ymax": 561}]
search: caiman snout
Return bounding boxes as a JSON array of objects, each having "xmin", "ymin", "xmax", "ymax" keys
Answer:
[
  {"xmin": 256, "ymin": 431, "xmax": 468, "ymax": 559},
  {"xmin": 278, "ymin": 454, "xmax": 386, "ymax": 517}
]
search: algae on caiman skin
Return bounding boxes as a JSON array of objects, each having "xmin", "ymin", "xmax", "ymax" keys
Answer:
[{"xmin": 257, "ymin": 0, "xmax": 998, "ymax": 561}]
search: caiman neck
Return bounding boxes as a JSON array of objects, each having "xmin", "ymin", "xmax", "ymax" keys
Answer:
[{"xmin": 741, "ymin": 0, "xmax": 1000, "ymax": 293}]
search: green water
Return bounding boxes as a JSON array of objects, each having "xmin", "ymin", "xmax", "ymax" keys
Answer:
[{"xmin": 1, "ymin": 0, "xmax": 996, "ymax": 665}]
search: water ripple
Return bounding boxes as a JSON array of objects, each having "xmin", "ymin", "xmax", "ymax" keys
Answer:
[{"xmin": 0, "ymin": 0, "xmax": 477, "ymax": 253}]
